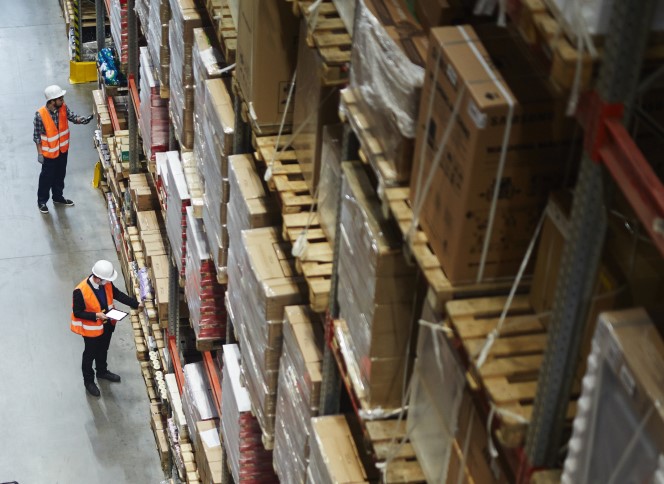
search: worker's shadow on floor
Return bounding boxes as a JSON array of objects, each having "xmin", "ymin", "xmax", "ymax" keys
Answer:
[{"xmin": 85, "ymin": 384, "xmax": 129, "ymax": 461}]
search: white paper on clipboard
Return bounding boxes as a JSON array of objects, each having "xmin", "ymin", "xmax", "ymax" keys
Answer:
[{"xmin": 105, "ymin": 308, "xmax": 128, "ymax": 321}]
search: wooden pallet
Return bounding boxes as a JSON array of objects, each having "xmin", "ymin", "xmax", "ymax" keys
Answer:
[
  {"xmin": 293, "ymin": 0, "xmax": 351, "ymax": 86},
  {"xmin": 446, "ymin": 295, "xmax": 578, "ymax": 448},
  {"xmin": 283, "ymin": 212, "xmax": 333, "ymax": 312},
  {"xmin": 216, "ymin": 3, "xmax": 237, "ymax": 64},
  {"xmin": 384, "ymin": 186, "xmax": 528, "ymax": 315},
  {"xmin": 365, "ymin": 420, "xmax": 426, "ymax": 484}
]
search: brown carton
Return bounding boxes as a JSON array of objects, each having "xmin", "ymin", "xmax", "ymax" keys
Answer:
[
  {"xmin": 236, "ymin": 0, "xmax": 299, "ymax": 131},
  {"xmin": 411, "ymin": 25, "xmax": 576, "ymax": 283}
]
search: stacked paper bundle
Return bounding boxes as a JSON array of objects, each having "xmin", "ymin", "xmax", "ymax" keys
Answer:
[
  {"xmin": 227, "ymin": 227, "xmax": 306, "ymax": 446},
  {"xmin": 139, "ymin": 47, "xmax": 169, "ymax": 161},
  {"xmin": 273, "ymin": 306, "xmax": 324, "ymax": 484},
  {"xmin": 148, "ymin": 0, "xmax": 170, "ymax": 89},
  {"xmin": 197, "ymin": 79, "xmax": 234, "ymax": 279},
  {"xmin": 337, "ymin": 162, "xmax": 416, "ymax": 409},
  {"xmin": 182, "ymin": 361, "xmax": 220, "ymax": 436},
  {"xmin": 184, "ymin": 206, "xmax": 226, "ymax": 341},
  {"xmin": 164, "ymin": 151, "xmax": 190, "ymax": 277},
  {"xmin": 169, "ymin": 0, "xmax": 204, "ymax": 149},
  {"xmin": 109, "ymin": 0, "xmax": 128, "ymax": 65},
  {"xmin": 136, "ymin": 0, "xmax": 150, "ymax": 28},
  {"xmin": 221, "ymin": 345, "xmax": 279, "ymax": 484}
]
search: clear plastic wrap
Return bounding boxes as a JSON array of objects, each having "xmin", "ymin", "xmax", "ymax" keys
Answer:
[
  {"xmin": 184, "ymin": 206, "xmax": 226, "ymax": 341},
  {"xmin": 273, "ymin": 306, "xmax": 324, "ymax": 484},
  {"xmin": 181, "ymin": 361, "xmax": 219, "ymax": 440},
  {"xmin": 317, "ymin": 124, "xmax": 343, "ymax": 245},
  {"xmin": 336, "ymin": 162, "xmax": 415, "ymax": 408},
  {"xmin": 562, "ymin": 308, "xmax": 664, "ymax": 484},
  {"xmin": 332, "ymin": 0, "xmax": 357, "ymax": 35},
  {"xmin": 164, "ymin": 151, "xmax": 190, "ymax": 276},
  {"xmin": 346, "ymin": 0, "xmax": 427, "ymax": 180},
  {"xmin": 106, "ymin": 192, "xmax": 122, "ymax": 251},
  {"xmin": 110, "ymin": 0, "xmax": 129, "ymax": 65},
  {"xmin": 168, "ymin": 0, "xmax": 203, "ymax": 148},
  {"xmin": 408, "ymin": 320, "xmax": 466, "ymax": 484},
  {"xmin": 136, "ymin": 0, "xmax": 150, "ymax": 29},
  {"xmin": 221, "ymin": 344, "xmax": 279, "ymax": 484},
  {"xmin": 139, "ymin": 47, "xmax": 169, "ymax": 160}
]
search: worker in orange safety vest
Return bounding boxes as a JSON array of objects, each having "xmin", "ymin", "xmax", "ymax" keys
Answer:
[
  {"xmin": 33, "ymin": 84, "xmax": 93, "ymax": 215},
  {"xmin": 72, "ymin": 260, "xmax": 142, "ymax": 397}
]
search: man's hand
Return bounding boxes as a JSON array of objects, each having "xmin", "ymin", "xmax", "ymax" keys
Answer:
[
  {"xmin": 96, "ymin": 312, "xmax": 109, "ymax": 321},
  {"xmin": 80, "ymin": 114, "xmax": 94, "ymax": 125},
  {"xmin": 37, "ymin": 153, "xmax": 44, "ymax": 164}
]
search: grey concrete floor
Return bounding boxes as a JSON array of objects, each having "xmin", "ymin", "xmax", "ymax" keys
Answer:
[{"xmin": 0, "ymin": 1, "xmax": 166, "ymax": 483}]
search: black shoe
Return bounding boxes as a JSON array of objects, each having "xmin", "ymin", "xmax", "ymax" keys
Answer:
[
  {"xmin": 38, "ymin": 203, "xmax": 49, "ymax": 214},
  {"xmin": 53, "ymin": 198, "xmax": 75, "ymax": 206},
  {"xmin": 85, "ymin": 382, "xmax": 101, "ymax": 397},
  {"xmin": 97, "ymin": 371, "xmax": 121, "ymax": 382}
]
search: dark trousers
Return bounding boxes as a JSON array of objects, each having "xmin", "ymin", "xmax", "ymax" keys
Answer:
[
  {"xmin": 37, "ymin": 151, "xmax": 68, "ymax": 204},
  {"xmin": 82, "ymin": 323, "xmax": 115, "ymax": 384}
]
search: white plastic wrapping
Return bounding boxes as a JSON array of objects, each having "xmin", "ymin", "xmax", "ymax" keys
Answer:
[
  {"xmin": 184, "ymin": 206, "xmax": 226, "ymax": 341},
  {"xmin": 135, "ymin": 0, "xmax": 150, "ymax": 29},
  {"xmin": 164, "ymin": 150, "xmax": 190, "ymax": 276},
  {"xmin": 221, "ymin": 344, "xmax": 279, "ymax": 483},
  {"xmin": 562, "ymin": 308, "xmax": 664, "ymax": 484},
  {"xmin": 139, "ymin": 47, "xmax": 169, "ymax": 160},
  {"xmin": 110, "ymin": 0, "xmax": 129, "ymax": 65},
  {"xmin": 181, "ymin": 361, "xmax": 219, "ymax": 441}
]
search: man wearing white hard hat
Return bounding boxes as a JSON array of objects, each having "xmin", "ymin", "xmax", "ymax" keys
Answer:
[
  {"xmin": 33, "ymin": 85, "xmax": 93, "ymax": 214},
  {"xmin": 71, "ymin": 260, "xmax": 142, "ymax": 397}
]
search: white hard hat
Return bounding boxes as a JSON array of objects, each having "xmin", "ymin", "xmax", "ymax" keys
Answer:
[
  {"xmin": 92, "ymin": 260, "xmax": 118, "ymax": 282},
  {"xmin": 44, "ymin": 85, "xmax": 66, "ymax": 101}
]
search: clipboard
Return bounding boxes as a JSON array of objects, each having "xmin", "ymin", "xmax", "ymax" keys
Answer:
[{"xmin": 105, "ymin": 308, "xmax": 128, "ymax": 321}]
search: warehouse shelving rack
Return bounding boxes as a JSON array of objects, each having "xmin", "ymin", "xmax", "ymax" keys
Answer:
[{"xmin": 93, "ymin": 0, "xmax": 664, "ymax": 481}]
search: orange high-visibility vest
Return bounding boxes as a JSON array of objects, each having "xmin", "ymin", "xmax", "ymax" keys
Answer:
[
  {"xmin": 71, "ymin": 278, "xmax": 115, "ymax": 337},
  {"xmin": 38, "ymin": 105, "xmax": 70, "ymax": 158}
]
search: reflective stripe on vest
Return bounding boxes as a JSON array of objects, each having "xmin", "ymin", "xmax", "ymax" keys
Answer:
[
  {"xmin": 70, "ymin": 278, "xmax": 115, "ymax": 337},
  {"xmin": 39, "ymin": 105, "xmax": 70, "ymax": 158}
]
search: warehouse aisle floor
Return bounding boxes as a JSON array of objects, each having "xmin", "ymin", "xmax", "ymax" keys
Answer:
[{"xmin": 0, "ymin": 2, "xmax": 165, "ymax": 483}]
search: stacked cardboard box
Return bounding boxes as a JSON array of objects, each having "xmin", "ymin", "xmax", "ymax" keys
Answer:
[
  {"xmin": 194, "ymin": 420, "xmax": 223, "ymax": 484},
  {"xmin": 182, "ymin": 362, "xmax": 220, "ymax": 438},
  {"xmin": 148, "ymin": 0, "xmax": 171, "ymax": 90},
  {"xmin": 235, "ymin": 0, "xmax": 299, "ymax": 132},
  {"xmin": 110, "ymin": 0, "xmax": 129, "ymax": 65},
  {"xmin": 273, "ymin": 306, "xmax": 324, "ymax": 484},
  {"xmin": 92, "ymin": 89, "xmax": 113, "ymax": 137},
  {"xmin": 194, "ymin": 77, "xmax": 234, "ymax": 277},
  {"xmin": 221, "ymin": 344, "xmax": 279, "ymax": 483},
  {"xmin": 184, "ymin": 206, "xmax": 226, "ymax": 342},
  {"xmin": 139, "ymin": 47, "xmax": 169, "ymax": 161},
  {"xmin": 227, "ymin": 227, "xmax": 306, "ymax": 444},
  {"xmin": 227, "ymin": 154, "xmax": 279, "ymax": 265},
  {"xmin": 169, "ymin": 0, "xmax": 204, "ymax": 149},
  {"xmin": 337, "ymin": 162, "xmax": 417, "ymax": 409},
  {"xmin": 292, "ymin": 18, "xmax": 340, "ymax": 194},
  {"xmin": 346, "ymin": 0, "xmax": 428, "ymax": 182},
  {"xmin": 306, "ymin": 416, "xmax": 369, "ymax": 484},
  {"xmin": 164, "ymin": 151, "xmax": 191, "ymax": 276},
  {"xmin": 563, "ymin": 308, "xmax": 664, "ymax": 483},
  {"xmin": 411, "ymin": 25, "xmax": 576, "ymax": 284}
]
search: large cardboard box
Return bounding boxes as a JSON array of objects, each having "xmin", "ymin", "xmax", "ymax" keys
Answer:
[
  {"xmin": 414, "ymin": 0, "xmax": 465, "ymax": 31},
  {"xmin": 236, "ymin": 0, "xmax": 299, "ymax": 131},
  {"xmin": 293, "ymin": 18, "xmax": 340, "ymax": 194},
  {"xmin": 411, "ymin": 25, "xmax": 576, "ymax": 284}
]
